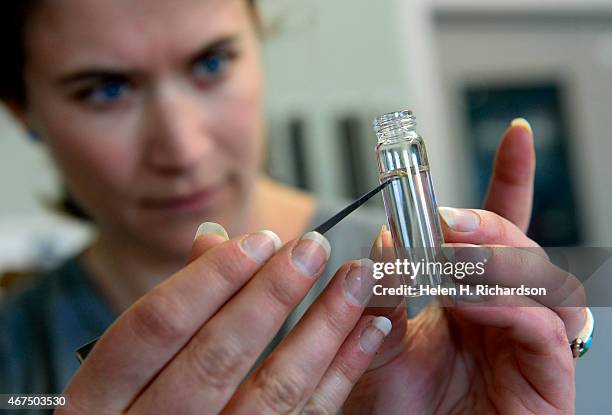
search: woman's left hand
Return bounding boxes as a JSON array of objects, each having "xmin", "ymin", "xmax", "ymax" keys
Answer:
[{"xmin": 335, "ymin": 120, "xmax": 586, "ymax": 414}]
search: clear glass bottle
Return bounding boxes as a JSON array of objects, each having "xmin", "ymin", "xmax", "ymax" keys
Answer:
[{"xmin": 374, "ymin": 110, "xmax": 448, "ymax": 294}]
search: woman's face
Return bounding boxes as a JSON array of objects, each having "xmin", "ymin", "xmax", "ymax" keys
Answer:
[{"xmin": 23, "ymin": 0, "xmax": 264, "ymax": 257}]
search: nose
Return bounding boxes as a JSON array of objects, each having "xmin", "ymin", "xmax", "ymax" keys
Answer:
[{"xmin": 144, "ymin": 84, "xmax": 213, "ymax": 174}]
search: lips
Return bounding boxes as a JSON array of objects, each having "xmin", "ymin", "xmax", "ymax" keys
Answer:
[{"xmin": 141, "ymin": 185, "xmax": 222, "ymax": 214}]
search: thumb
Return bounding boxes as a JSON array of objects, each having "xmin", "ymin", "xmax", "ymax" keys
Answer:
[{"xmin": 482, "ymin": 118, "xmax": 535, "ymax": 233}]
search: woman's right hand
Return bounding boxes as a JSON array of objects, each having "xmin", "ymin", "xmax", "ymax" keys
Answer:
[{"xmin": 58, "ymin": 224, "xmax": 390, "ymax": 414}]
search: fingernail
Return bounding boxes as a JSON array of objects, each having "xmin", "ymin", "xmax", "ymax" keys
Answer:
[
  {"xmin": 240, "ymin": 230, "xmax": 282, "ymax": 264},
  {"xmin": 291, "ymin": 232, "xmax": 331, "ymax": 277},
  {"xmin": 195, "ymin": 222, "xmax": 229, "ymax": 240},
  {"xmin": 511, "ymin": 118, "xmax": 533, "ymax": 135},
  {"xmin": 439, "ymin": 207, "xmax": 480, "ymax": 232},
  {"xmin": 344, "ymin": 259, "xmax": 375, "ymax": 306},
  {"xmin": 359, "ymin": 316, "xmax": 392, "ymax": 353}
]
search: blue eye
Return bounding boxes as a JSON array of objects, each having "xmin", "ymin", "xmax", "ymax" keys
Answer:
[
  {"xmin": 87, "ymin": 80, "xmax": 128, "ymax": 104},
  {"xmin": 194, "ymin": 53, "xmax": 230, "ymax": 80}
]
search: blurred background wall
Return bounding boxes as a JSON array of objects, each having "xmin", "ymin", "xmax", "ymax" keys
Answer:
[
  {"xmin": 1, "ymin": 1, "xmax": 611, "ymax": 409},
  {"xmin": 259, "ymin": 0, "xmax": 612, "ymax": 247}
]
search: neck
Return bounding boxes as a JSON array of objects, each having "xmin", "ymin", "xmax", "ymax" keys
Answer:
[
  {"xmin": 82, "ymin": 175, "xmax": 316, "ymax": 312},
  {"xmin": 83, "ymin": 230, "xmax": 185, "ymax": 313},
  {"xmin": 247, "ymin": 176, "xmax": 317, "ymax": 242}
]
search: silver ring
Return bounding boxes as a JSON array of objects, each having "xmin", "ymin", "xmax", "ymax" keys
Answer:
[{"xmin": 570, "ymin": 307, "xmax": 594, "ymax": 359}]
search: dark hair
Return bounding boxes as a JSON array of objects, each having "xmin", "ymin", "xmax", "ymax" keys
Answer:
[
  {"xmin": 1, "ymin": 1, "xmax": 34, "ymax": 106},
  {"xmin": 2, "ymin": 0, "xmax": 257, "ymax": 222}
]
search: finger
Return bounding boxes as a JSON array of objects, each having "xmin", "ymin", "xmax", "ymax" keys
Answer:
[
  {"xmin": 187, "ymin": 222, "xmax": 230, "ymax": 263},
  {"xmin": 369, "ymin": 225, "xmax": 393, "ymax": 264},
  {"xmin": 367, "ymin": 225, "xmax": 403, "ymax": 310},
  {"xmin": 222, "ymin": 259, "xmax": 377, "ymax": 413},
  {"xmin": 73, "ymin": 224, "xmax": 229, "ymax": 365},
  {"xmin": 129, "ymin": 232, "xmax": 331, "ymax": 415},
  {"xmin": 450, "ymin": 297, "xmax": 575, "ymax": 410},
  {"xmin": 482, "ymin": 118, "xmax": 535, "ymax": 233},
  {"xmin": 446, "ymin": 243, "xmax": 586, "ymax": 338},
  {"xmin": 302, "ymin": 316, "xmax": 392, "ymax": 414},
  {"xmin": 365, "ymin": 226, "xmax": 409, "ymax": 368},
  {"xmin": 439, "ymin": 207, "xmax": 546, "ymax": 258},
  {"xmin": 63, "ymin": 226, "xmax": 281, "ymax": 413}
]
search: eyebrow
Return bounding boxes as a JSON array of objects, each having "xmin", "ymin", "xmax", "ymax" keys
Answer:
[
  {"xmin": 187, "ymin": 35, "xmax": 238, "ymax": 66},
  {"xmin": 56, "ymin": 35, "xmax": 239, "ymax": 86}
]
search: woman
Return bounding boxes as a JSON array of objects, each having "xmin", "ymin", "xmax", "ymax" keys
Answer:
[{"xmin": 0, "ymin": 0, "xmax": 587, "ymax": 413}]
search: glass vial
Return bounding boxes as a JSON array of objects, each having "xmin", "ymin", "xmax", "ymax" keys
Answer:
[{"xmin": 374, "ymin": 110, "xmax": 448, "ymax": 294}]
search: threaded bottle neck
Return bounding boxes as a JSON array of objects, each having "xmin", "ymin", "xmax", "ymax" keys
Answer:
[{"xmin": 373, "ymin": 110, "xmax": 417, "ymax": 143}]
